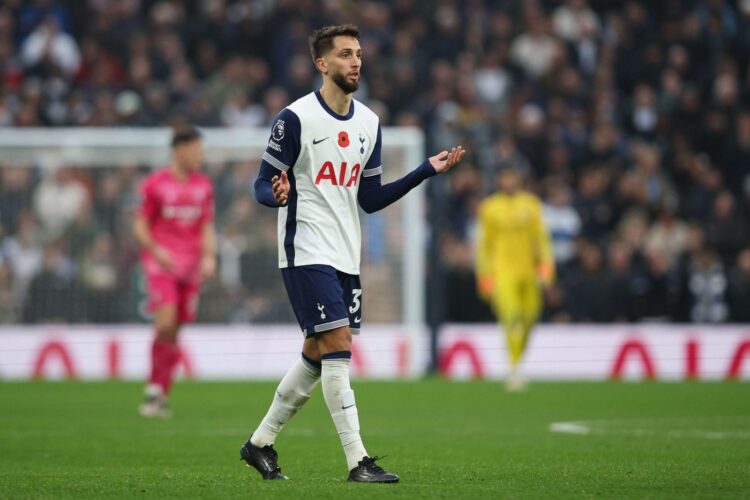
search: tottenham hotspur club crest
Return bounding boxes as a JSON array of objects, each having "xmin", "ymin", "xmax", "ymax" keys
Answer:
[
  {"xmin": 317, "ymin": 303, "xmax": 326, "ymax": 319},
  {"xmin": 272, "ymin": 119, "xmax": 285, "ymax": 142},
  {"xmin": 359, "ymin": 133, "xmax": 366, "ymax": 155}
]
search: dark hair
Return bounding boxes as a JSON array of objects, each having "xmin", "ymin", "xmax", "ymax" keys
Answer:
[
  {"xmin": 308, "ymin": 24, "xmax": 360, "ymax": 61},
  {"xmin": 171, "ymin": 126, "xmax": 201, "ymax": 148}
]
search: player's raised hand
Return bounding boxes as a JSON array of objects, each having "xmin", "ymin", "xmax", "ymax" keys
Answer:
[
  {"xmin": 272, "ymin": 171, "xmax": 290, "ymax": 206},
  {"xmin": 429, "ymin": 146, "xmax": 466, "ymax": 174}
]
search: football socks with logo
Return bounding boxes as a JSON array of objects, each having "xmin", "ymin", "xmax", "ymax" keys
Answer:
[
  {"xmin": 250, "ymin": 354, "xmax": 321, "ymax": 447},
  {"xmin": 321, "ymin": 351, "xmax": 368, "ymax": 470}
]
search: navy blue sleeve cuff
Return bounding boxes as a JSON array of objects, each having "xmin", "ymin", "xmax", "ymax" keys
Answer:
[
  {"xmin": 357, "ymin": 158, "xmax": 437, "ymax": 214},
  {"xmin": 254, "ymin": 162, "xmax": 280, "ymax": 208}
]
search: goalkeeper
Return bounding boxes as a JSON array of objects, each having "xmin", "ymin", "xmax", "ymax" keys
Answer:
[{"xmin": 475, "ymin": 164, "xmax": 555, "ymax": 391}]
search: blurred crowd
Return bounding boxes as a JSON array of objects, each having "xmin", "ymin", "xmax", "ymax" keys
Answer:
[{"xmin": 1, "ymin": 0, "xmax": 750, "ymax": 324}]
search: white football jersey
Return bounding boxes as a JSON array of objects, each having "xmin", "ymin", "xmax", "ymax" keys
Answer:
[{"xmin": 260, "ymin": 91, "xmax": 382, "ymax": 275}]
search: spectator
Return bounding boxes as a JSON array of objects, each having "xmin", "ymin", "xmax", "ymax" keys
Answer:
[
  {"xmin": 576, "ymin": 167, "xmax": 616, "ymax": 241},
  {"xmin": 32, "ymin": 167, "xmax": 89, "ymax": 242},
  {"xmin": 80, "ymin": 232, "xmax": 120, "ymax": 322},
  {"xmin": 2, "ymin": 210, "xmax": 43, "ymax": 303},
  {"xmin": 0, "ymin": 258, "xmax": 17, "ymax": 322},
  {"xmin": 511, "ymin": 7, "xmax": 563, "ymax": 79},
  {"xmin": 644, "ymin": 204, "xmax": 689, "ymax": 270},
  {"xmin": 22, "ymin": 243, "xmax": 85, "ymax": 323},
  {"xmin": 728, "ymin": 247, "xmax": 750, "ymax": 323},
  {"xmin": 543, "ymin": 177, "xmax": 581, "ymax": 270},
  {"xmin": 682, "ymin": 245, "xmax": 729, "ymax": 323},
  {"xmin": 561, "ymin": 240, "xmax": 621, "ymax": 322},
  {"xmin": 705, "ymin": 191, "xmax": 749, "ymax": 265},
  {"xmin": 20, "ymin": 15, "xmax": 81, "ymax": 79},
  {"xmin": 2, "ymin": 1, "xmax": 750, "ymax": 325},
  {"xmin": 607, "ymin": 242, "xmax": 637, "ymax": 322},
  {"xmin": 631, "ymin": 248, "xmax": 682, "ymax": 322},
  {"xmin": 553, "ymin": 0, "xmax": 601, "ymax": 43}
]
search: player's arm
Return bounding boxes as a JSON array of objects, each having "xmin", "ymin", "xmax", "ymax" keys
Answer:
[
  {"xmin": 200, "ymin": 184, "xmax": 217, "ymax": 280},
  {"xmin": 133, "ymin": 178, "xmax": 172, "ymax": 270},
  {"xmin": 532, "ymin": 198, "xmax": 555, "ymax": 286},
  {"xmin": 357, "ymin": 127, "xmax": 465, "ymax": 214},
  {"xmin": 475, "ymin": 202, "xmax": 494, "ymax": 301},
  {"xmin": 254, "ymin": 109, "xmax": 301, "ymax": 207},
  {"xmin": 200, "ymin": 222, "xmax": 217, "ymax": 280}
]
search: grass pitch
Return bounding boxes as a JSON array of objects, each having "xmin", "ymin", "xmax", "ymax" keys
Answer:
[{"xmin": 1, "ymin": 380, "xmax": 749, "ymax": 499}]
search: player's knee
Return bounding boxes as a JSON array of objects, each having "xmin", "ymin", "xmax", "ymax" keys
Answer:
[
  {"xmin": 302, "ymin": 338, "xmax": 322, "ymax": 362},
  {"xmin": 317, "ymin": 326, "xmax": 352, "ymax": 353},
  {"xmin": 154, "ymin": 314, "xmax": 179, "ymax": 340}
]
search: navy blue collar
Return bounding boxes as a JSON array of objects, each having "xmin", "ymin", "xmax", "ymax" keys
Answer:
[{"xmin": 314, "ymin": 90, "xmax": 354, "ymax": 121}]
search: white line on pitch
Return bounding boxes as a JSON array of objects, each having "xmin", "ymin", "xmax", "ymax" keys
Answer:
[{"xmin": 549, "ymin": 419, "xmax": 750, "ymax": 440}]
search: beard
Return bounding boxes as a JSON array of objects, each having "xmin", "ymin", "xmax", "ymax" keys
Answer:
[{"xmin": 332, "ymin": 71, "xmax": 359, "ymax": 94}]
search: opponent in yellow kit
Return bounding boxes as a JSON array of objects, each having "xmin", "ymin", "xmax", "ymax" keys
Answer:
[{"xmin": 476, "ymin": 167, "xmax": 555, "ymax": 390}]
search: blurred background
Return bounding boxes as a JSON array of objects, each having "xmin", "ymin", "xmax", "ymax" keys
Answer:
[{"xmin": 1, "ymin": 0, "xmax": 750, "ymax": 380}]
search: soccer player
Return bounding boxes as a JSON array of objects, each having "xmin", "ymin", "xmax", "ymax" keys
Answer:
[
  {"xmin": 133, "ymin": 126, "xmax": 216, "ymax": 417},
  {"xmin": 241, "ymin": 24, "xmax": 465, "ymax": 483},
  {"xmin": 476, "ymin": 165, "xmax": 555, "ymax": 391}
]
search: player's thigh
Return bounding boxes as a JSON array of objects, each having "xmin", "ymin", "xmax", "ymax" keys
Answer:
[
  {"xmin": 177, "ymin": 280, "xmax": 200, "ymax": 324},
  {"xmin": 153, "ymin": 306, "xmax": 179, "ymax": 338},
  {"xmin": 519, "ymin": 278, "xmax": 542, "ymax": 323},
  {"xmin": 281, "ymin": 265, "xmax": 350, "ymax": 338},
  {"xmin": 338, "ymin": 271, "xmax": 363, "ymax": 334},
  {"xmin": 147, "ymin": 273, "xmax": 180, "ymax": 332},
  {"xmin": 493, "ymin": 279, "xmax": 523, "ymax": 325}
]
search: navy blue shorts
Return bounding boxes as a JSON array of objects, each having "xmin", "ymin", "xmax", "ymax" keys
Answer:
[{"xmin": 281, "ymin": 264, "xmax": 362, "ymax": 337}]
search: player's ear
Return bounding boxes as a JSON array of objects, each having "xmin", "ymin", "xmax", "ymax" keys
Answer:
[{"xmin": 315, "ymin": 57, "xmax": 327, "ymax": 74}]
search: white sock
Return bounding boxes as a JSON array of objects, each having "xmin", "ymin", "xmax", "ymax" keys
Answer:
[
  {"xmin": 145, "ymin": 383, "xmax": 163, "ymax": 399},
  {"xmin": 321, "ymin": 353, "xmax": 368, "ymax": 470},
  {"xmin": 250, "ymin": 356, "xmax": 321, "ymax": 447}
]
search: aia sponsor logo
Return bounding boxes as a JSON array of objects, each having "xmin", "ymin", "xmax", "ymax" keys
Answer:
[{"xmin": 315, "ymin": 161, "xmax": 361, "ymax": 187}]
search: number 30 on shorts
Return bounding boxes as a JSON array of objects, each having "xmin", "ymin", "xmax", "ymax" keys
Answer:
[{"xmin": 349, "ymin": 289, "xmax": 362, "ymax": 314}]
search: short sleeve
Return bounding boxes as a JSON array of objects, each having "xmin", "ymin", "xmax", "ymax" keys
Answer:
[
  {"xmin": 261, "ymin": 108, "xmax": 301, "ymax": 173},
  {"xmin": 362, "ymin": 125, "xmax": 382, "ymax": 178},
  {"xmin": 137, "ymin": 176, "xmax": 158, "ymax": 221}
]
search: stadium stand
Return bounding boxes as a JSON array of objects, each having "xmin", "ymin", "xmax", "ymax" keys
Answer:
[{"xmin": 1, "ymin": 0, "xmax": 750, "ymax": 324}]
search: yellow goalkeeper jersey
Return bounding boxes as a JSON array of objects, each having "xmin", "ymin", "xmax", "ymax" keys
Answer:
[{"xmin": 476, "ymin": 190, "xmax": 554, "ymax": 281}]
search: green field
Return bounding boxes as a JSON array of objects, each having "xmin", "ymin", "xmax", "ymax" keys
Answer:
[{"xmin": 1, "ymin": 380, "xmax": 749, "ymax": 499}]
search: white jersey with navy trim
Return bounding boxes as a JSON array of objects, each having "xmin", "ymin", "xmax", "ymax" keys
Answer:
[{"xmin": 260, "ymin": 91, "xmax": 382, "ymax": 275}]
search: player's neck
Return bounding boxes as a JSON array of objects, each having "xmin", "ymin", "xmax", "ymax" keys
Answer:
[
  {"xmin": 170, "ymin": 163, "xmax": 190, "ymax": 181},
  {"xmin": 319, "ymin": 84, "xmax": 352, "ymax": 116}
]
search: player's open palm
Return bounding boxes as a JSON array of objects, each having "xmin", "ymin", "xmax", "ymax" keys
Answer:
[
  {"xmin": 272, "ymin": 171, "xmax": 290, "ymax": 206},
  {"xmin": 429, "ymin": 146, "xmax": 466, "ymax": 174}
]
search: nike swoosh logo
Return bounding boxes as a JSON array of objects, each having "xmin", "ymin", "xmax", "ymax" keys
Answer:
[
  {"xmin": 353, "ymin": 316, "xmax": 361, "ymax": 324},
  {"xmin": 312, "ymin": 137, "xmax": 329, "ymax": 145},
  {"xmin": 341, "ymin": 404, "xmax": 356, "ymax": 410}
]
